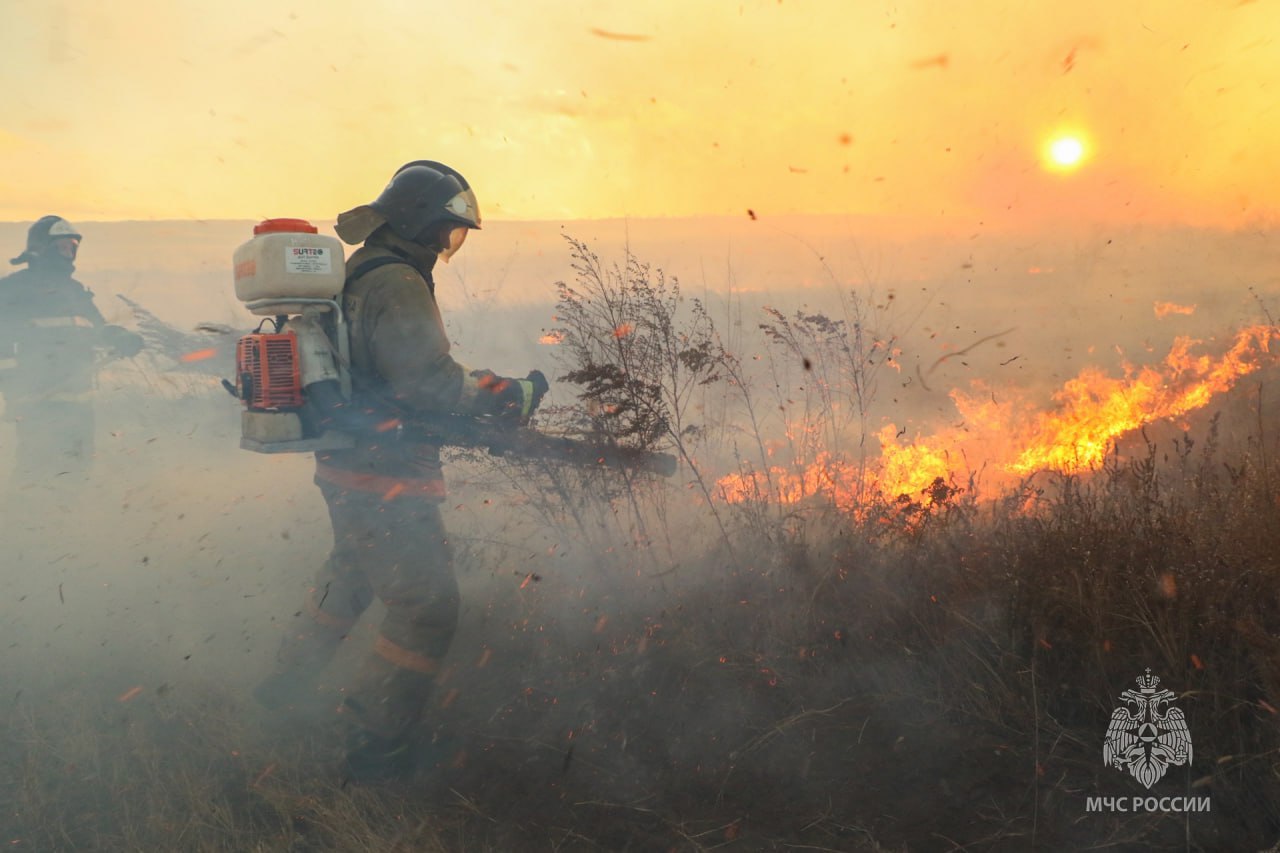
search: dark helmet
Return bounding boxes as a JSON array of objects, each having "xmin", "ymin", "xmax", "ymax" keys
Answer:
[
  {"xmin": 335, "ymin": 161, "xmax": 480, "ymax": 246},
  {"xmin": 10, "ymin": 215, "xmax": 81, "ymax": 265},
  {"xmin": 384, "ymin": 161, "xmax": 481, "ymax": 233}
]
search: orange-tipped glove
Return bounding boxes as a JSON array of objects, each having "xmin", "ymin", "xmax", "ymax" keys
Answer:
[{"xmin": 466, "ymin": 368, "xmax": 549, "ymax": 423}]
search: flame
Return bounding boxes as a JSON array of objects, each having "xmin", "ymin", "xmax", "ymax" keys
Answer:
[
  {"xmin": 870, "ymin": 424, "xmax": 954, "ymax": 498},
  {"xmin": 717, "ymin": 452, "xmax": 866, "ymax": 511},
  {"xmin": 717, "ymin": 324, "xmax": 1279, "ymax": 507},
  {"xmin": 539, "ymin": 331, "xmax": 565, "ymax": 345},
  {"xmin": 1000, "ymin": 326, "xmax": 1275, "ymax": 474}
]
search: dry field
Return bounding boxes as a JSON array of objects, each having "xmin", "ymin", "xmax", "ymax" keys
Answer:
[{"xmin": 3, "ymin": 225, "xmax": 1280, "ymax": 850}]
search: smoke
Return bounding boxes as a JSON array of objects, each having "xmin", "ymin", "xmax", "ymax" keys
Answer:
[{"xmin": 2, "ymin": 217, "xmax": 1279, "ymax": 848}]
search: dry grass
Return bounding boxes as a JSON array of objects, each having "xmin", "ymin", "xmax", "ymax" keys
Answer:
[
  {"xmin": 9, "ymin": 408, "xmax": 1280, "ymax": 851},
  {"xmin": 7, "ymin": 245, "xmax": 1280, "ymax": 850}
]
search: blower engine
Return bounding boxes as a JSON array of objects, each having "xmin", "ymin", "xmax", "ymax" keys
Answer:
[{"xmin": 230, "ymin": 218, "xmax": 355, "ymax": 453}]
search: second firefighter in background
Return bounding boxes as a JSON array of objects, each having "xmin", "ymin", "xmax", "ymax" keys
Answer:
[
  {"xmin": 0, "ymin": 216, "xmax": 143, "ymax": 515},
  {"xmin": 253, "ymin": 161, "xmax": 548, "ymax": 782}
]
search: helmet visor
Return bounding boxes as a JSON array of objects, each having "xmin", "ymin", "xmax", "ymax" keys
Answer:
[
  {"xmin": 444, "ymin": 188, "xmax": 481, "ymax": 229},
  {"xmin": 46, "ymin": 218, "xmax": 81, "ymax": 240}
]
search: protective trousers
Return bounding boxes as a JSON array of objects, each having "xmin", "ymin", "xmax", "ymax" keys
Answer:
[
  {"xmin": 268, "ymin": 479, "xmax": 459, "ymax": 740},
  {"xmin": 10, "ymin": 400, "xmax": 94, "ymax": 478}
]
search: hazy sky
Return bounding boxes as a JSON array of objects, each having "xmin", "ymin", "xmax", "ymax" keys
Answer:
[{"xmin": 2, "ymin": 1, "xmax": 1278, "ymax": 227}]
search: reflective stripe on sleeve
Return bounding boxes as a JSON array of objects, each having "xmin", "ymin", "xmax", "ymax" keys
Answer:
[
  {"xmin": 373, "ymin": 635, "xmax": 439, "ymax": 674},
  {"xmin": 516, "ymin": 379, "xmax": 534, "ymax": 417}
]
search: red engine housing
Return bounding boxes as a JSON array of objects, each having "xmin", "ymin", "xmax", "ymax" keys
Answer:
[{"xmin": 236, "ymin": 333, "xmax": 303, "ymax": 410}]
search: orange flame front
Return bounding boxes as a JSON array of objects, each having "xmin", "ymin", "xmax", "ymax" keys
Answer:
[
  {"xmin": 997, "ymin": 326, "xmax": 1275, "ymax": 474},
  {"xmin": 718, "ymin": 325, "xmax": 1279, "ymax": 507}
]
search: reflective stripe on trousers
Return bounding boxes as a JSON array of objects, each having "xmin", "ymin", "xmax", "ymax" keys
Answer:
[
  {"xmin": 373, "ymin": 635, "xmax": 439, "ymax": 675},
  {"xmin": 305, "ymin": 585, "xmax": 357, "ymax": 630},
  {"xmin": 314, "ymin": 461, "xmax": 446, "ymax": 501}
]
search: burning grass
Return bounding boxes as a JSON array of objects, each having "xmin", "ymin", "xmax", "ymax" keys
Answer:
[
  {"xmin": 8, "ymin": 397, "xmax": 1280, "ymax": 849},
  {"xmin": 717, "ymin": 323, "xmax": 1280, "ymax": 508}
]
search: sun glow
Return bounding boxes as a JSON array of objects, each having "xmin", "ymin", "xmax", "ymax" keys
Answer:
[{"xmin": 1044, "ymin": 134, "xmax": 1088, "ymax": 171}]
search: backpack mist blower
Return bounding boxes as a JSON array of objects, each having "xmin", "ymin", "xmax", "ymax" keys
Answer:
[
  {"xmin": 224, "ymin": 218, "xmax": 678, "ymax": 476},
  {"xmin": 226, "ymin": 218, "xmax": 355, "ymax": 452}
]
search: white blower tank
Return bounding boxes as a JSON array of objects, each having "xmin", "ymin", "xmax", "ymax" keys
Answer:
[{"xmin": 233, "ymin": 218, "xmax": 345, "ymax": 316}]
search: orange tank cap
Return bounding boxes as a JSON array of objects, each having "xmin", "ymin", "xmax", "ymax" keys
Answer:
[{"xmin": 253, "ymin": 218, "xmax": 318, "ymax": 235}]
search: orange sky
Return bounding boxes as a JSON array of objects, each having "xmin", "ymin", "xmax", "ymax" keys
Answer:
[{"xmin": 2, "ymin": 1, "xmax": 1279, "ymax": 228}]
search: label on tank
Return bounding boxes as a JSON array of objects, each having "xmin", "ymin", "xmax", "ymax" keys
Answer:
[{"xmin": 284, "ymin": 247, "xmax": 333, "ymax": 274}]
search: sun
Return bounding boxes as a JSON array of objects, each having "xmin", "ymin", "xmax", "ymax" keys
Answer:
[{"xmin": 1043, "ymin": 134, "xmax": 1089, "ymax": 172}]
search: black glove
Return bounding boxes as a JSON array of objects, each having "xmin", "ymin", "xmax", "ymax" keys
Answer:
[
  {"xmin": 103, "ymin": 325, "xmax": 144, "ymax": 358},
  {"xmin": 469, "ymin": 369, "xmax": 525, "ymax": 422},
  {"xmin": 469, "ymin": 368, "xmax": 549, "ymax": 423}
]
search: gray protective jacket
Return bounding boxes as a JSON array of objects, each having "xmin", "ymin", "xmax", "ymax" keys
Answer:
[
  {"xmin": 313, "ymin": 229, "xmax": 514, "ymax": 500},
  {"xmin": 0, "ymin": 261, "xmax": 140, "ymax": 408}
]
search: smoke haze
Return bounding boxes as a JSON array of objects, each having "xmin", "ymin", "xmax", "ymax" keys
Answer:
[{"xmin": 2, "ymin": 218, "xmax": 1279, "ymax": 848}]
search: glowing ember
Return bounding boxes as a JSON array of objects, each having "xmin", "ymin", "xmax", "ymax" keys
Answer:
[
  {"xmin": 180, "ymin": 348, "xmax": 218, "ymax": 363},
  {"xmin": 1154, "ymin": 301, "xmax": 1196, "ymax": 318}
]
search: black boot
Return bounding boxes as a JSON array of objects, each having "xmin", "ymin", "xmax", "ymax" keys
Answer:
[
  {"xmin": 342, "ymin": 726, "xmax": 415, "ymax": 784},
  {"xmin": 253, "ymin": 671, "xmax": 297, "ymax": 710}
]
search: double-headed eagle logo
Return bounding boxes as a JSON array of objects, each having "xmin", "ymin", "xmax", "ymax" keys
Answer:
[{"xmin": 1103, "ymin": 669, "xmax": 1193, "ymax": 789}]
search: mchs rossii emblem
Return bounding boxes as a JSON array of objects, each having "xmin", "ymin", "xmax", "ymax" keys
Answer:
[{"xmin": 1103, "ymin": 669, "xmax": 1193, "ymax": 789}]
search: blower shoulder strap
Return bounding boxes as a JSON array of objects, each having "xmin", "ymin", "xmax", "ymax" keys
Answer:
[
  {"xmin": 338, "ymin": 254, "xmax": 426, "ymax": 409},
  {"xmin": 346, "ymin": 255, "xmax": 411, "ymax": 283},
  {"xmin": 346, "ymin": 253, "xmax": 434, "ymax": 296}
]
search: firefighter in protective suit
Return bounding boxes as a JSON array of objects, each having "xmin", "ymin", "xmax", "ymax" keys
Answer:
[
  {"xmin": 253, "ymin": 162, "xmax": 548, "ymax": 782},
  {"xmin": 0, "ymin": 216, "xmax": 143, "ymax": 507}
]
